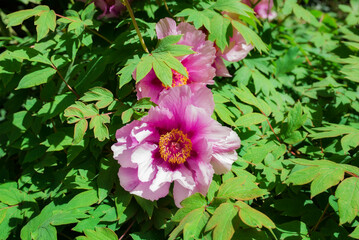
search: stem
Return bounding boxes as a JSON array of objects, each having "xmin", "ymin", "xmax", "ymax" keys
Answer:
[
  {"xmin": 121, "ymin": 0, "xmax": 149, "ymax": 53},
  {"xmin": 119, "ymin": 220, "xmax": 135, "ymax": 240},
  {"xmin": 51, "ymin": 64, "xmax": 80, "ymax": 99},
  {"xmin": 309, "ymin": 202, "xmax": 329, "ymax": 235},
  {"xmin": 87, "ymin": 28, "xmax": 112, "ymax": 45},
  {"xmin": 0, "ymin": 204, "xmax": 19, "ymax": 211},
  {"xmin": 55, "ymin": 13, "xmax": 112, "ymax": 45},
  {"xmin": 162, "ymin": 0, "xmax": 174, "ymax": 17}
]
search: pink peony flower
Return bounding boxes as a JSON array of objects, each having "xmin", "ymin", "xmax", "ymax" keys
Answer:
[
  {"xmin": 214, "ymin": 28, "xmax": 253, "ymax": 77},
  {"xmin": 111, "ymin": 86, "xmax": 241, "ymax": 207},
  {"xmin": 78, "ymin": 0, "xmax": 129, "ymax": 19},
  {"xmin": 135, "ymin": 18, "xmax": 216, "ymax": 104},
  {"xmin": 242, "ymin": 0, "xmax": 277, "ymax": 20}
]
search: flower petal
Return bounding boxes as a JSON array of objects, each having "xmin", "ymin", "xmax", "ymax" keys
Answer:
[
  {"xmin": 131, "ymin": 143, "xmax": 157, "ymax": 182},
  {"xmin": 156, "ymin": 17, "xmax": 178, "ymax": 39}
]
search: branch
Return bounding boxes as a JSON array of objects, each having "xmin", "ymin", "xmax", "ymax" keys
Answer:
[{"xmin": 121, "ymin": 0, "xmax": 149, "ymax": 53}]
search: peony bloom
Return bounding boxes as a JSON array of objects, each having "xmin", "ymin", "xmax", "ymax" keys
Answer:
[
  {"xmin": 214, "ymin": 27, "xmax": 253, "ymax": 77},
  {"xmin": 111, "ymin": 86, "xmax": 241, "ymax": 207},
  {"xmin": 79, "ymin": 0, "xmax": 129, "ymax": 19},
  {"xmin": 135, "ymin": 18, "xmax": 216, "ymax": 104},
  {"xmin": 243, "ymin": 0, "xmax": 277, "ymax": 20}
]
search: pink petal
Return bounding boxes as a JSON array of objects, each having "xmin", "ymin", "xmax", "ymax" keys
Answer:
[
  {"xmin": 131, "ymin": 143, "xmax": 157, "ymax": 182},
  {"xmin": 207, "ymin": 121, "xmax": 241, "ymax": 174},
  {"xmin": 214, "ymin": 57, "xmax": 232, "ymax": 77},
  {"xmin": 156, "ymin": 18, "xmax": 178, "ymax": 39}
]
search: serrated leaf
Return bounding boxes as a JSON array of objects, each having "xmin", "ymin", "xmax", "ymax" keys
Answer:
[
  {"xmin": 35, "ymin": 10, "xmax": 56, "ymax": 41},
  {"xmin": 335, "ymin": 177, "xmax": 359, "ymax": 224},
  {"xmin": 232, "ymin": 85, "xmax": 272, "ymax": 116},
  {"xmin": 218, "ymin": 176, "xmax": 267, "ymax": 200},
  {"xmin": 215, "ymin": 103, "xmax": 235, "ymax": 126},
  {"xmin": 77, "ymin": 227, "xmax": 118, "ymax": 240},
  {"xmin": 89, "ymin": 114, "xmax": 110, "ymax": 141},
  {"xmin": 6, "ymin": 8, "xmax": 43, "ymax": 27},
  {"xmin": 16, "ymin": 67, "xmax": 56, "ymax": 89},
  {"xmin": 212, "ymin": 0, "xmax": 253, "ymax": 18},
  {"xmin": 136, "ymin": 54, "xmax": 154, "ymax": 82},
  {"xmin": 176, "ymin": 9, "xmax": 211, "ymax": 30},
  {"xmin": 153, "ymin": 52, "xmax": 188, "ymax": 78},
  {"xmin": 153, "ymin": 57, "xmax": 172, "ymax": 87},
  {"xmin": 80, "ymin": 87, "xmax": 114, "ymax": 109},
  {"xmin": 235, "ymin": 201, "xmax": 275, "ymax": 229},
  {"xmin": 235, "ymin": 113, "xmax": 267, "ymax": 127},
  {"xmin": 232, "ymin": 20, "xmax": 267, "ymax": 53},
  {"xmin": 153, "ymin": 35, "xmax": 195, "ymax": 57},
  {"xmin": 169, "ymin": 207, "xmax": 209, "ymax": 240},
  {"xmin": 208, "ymin": 14, "xmax": 231, "ymax": 51},
  {"xmin": 205, "ymin": 203, "xmax": 238, "ymax": 240},
  {"xmin": 118, "ymin": 57, "xmax": 140, "ymax": 88},
  {"xmin": 286, "ymin": 159, "xmax": 346, "ymax": 198}
]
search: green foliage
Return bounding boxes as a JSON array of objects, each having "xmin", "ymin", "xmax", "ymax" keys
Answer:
[{"xmin": 1, "ymin": 0, "xmax": 359, "ymax": 239}]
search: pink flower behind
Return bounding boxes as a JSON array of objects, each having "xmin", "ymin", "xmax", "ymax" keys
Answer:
[
  {"xmin": 242, "ymin": 0, "xmax": 277, "ymax": 20},
  {"xmin": 79, "ymin": 0, "xmax": 129, "ymax": 19},
  {"xmin": 112, "ymin": 86, "xmax": 241, "ymax": 207},
  {"xmin": 214, "ymin": 28, "xmax": 253, "ymax": 77},
  {"xmin": 135, "ymin": 18, "xmax": 216, "ymax": 104}
]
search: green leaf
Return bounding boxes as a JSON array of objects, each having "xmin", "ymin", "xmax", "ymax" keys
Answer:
[
  {"xmin": 232, "ymin": 20, "xmax": 267, "ymax": 53},
  {"xmin": 152, "ymin": 57, "xmax": 172, "ymax": 87},
  {"xmin": 235, "ymin": 113, "xmax": 267, "ymax": 127},
  {"xmin": 335, "ymin": 177, "xmax": 359, "ymax": 224},
  {"xmin": 73, "ymin": 119, "xmax": 88, "ymax": 144},
  {"xmin": 208, "ymin": 14, "xmax": 231, "ymax": 51},
  {"xmin": 215, "ymin": 103, "xmax": 236, "ymax": 126},
  {"xmin": 276, "ymin": 47, "xmax": 304, "ymax": 76},
  {"xmin": 212, "ymin": 0, "xmax": 254, "ymax": 18},
  {"xmin": 153, "ymin": 52, "xmax": 188, "ymax": 78},
  {"xmin": 34, "ymin": 9, "xmax": 56, "ymax": 41},
  {"xmin": 16, "ymin": 67, "xmax": 57, "ymax": 89},
  {"xmin": 6, "ymin": 8, "xmax": 43, "ymax": 27},
  {"xmin": 176, "ymin": 9, "xmax": 211, "ymax": 30},
  {"xmin": 350, "ymin": 225, "xmax": 359, "ymax": 239},
  {"xmin": 286, "ymin": 159, "xmax": 346, "ymax": 198},
  {"xmin": 76, "ymin": 227, "xmax": 118, "ymax": 240},
  {"xmin": 134, "ymin": 196, "xmax": 157, "ymax": 218},
  {"xmin": 89, "ymin": 114, "xmax": 110, "ymax": 141},
  {"xmin": 153, "ymin": 35, "xmax": 195, "ymax": 57},
  {"xmin": 41, "ymin": 131, "xmax": 73, "ymax": 151},
  {"xmin": 232, "ymin": 85, "xmax": 272, "ymax": 116},
  {"xmin": 136, "ymin": 54, "xmax": 154, "ymax": 82},
  {"xmin": 169, "ymin": 207, "xmax": 209, "ymax": 240},
  {"xmin": 218, "ymin": 176, "xmax": 267, "ymax": 200},
  {"xmin": 235, "ymin": 201, "xmax": 275, "ymax": 229},
  {"xmin": 80, "ymin": 87, "xmax": 114, "ymax": 109},
  {"xmin": 205, "ymin": 203, "xmax": 238, "ymax": 240},
  {"xmin": 341, "ymin": 132, "xmax": 359, "ymax": 153},
  {"xmin": 172, "ymin": 193, "xmax": 207, "ymax": 222},
  {"xmin": 97, "ymin": 158, "xmax": 119, "ymax": 203},
  {"xmin": 118, "ymin": 57, "xmax": 140, "ymax": 88},
  {"xmin": 37, "ymin": 93, "xmax": 76, "ymax": 122}
]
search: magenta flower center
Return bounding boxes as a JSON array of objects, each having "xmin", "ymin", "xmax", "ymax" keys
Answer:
[
  {"xmin": 158, "ymin": 129, "xmax": 192, "ymax": 164},
  {"xmin": 163, "ymin": 69, "xmax": 189, "ymax": 89}
]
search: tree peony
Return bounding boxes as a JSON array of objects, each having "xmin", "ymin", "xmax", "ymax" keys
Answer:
[
  {"xmin": 112, "ymin": 86, "xmax": 241, "ymax": 207},
  {"xmin": 135, "ymin": 18, "xmax": 216, "ymax": 104},
  {"xmin": 214, "ymin": 28, "xmax": 253, "ymax": 77},
  {"xmin": 243, "ymin": 0, "xmax": 277, "ymax": 20},
  {"xmin": 79, "ymin": 0, "xmax": 129, "ymax": 19}
]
